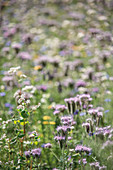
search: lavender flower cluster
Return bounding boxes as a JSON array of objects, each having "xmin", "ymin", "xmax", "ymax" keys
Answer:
[{"xmin": 24, "ymin": 148, "xmax": 41, "ymax": 159}]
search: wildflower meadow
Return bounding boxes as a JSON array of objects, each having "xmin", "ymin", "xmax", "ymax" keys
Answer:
[{"xmin": 0, "ymin": 0, "xmax": 113, "ymax": 169}]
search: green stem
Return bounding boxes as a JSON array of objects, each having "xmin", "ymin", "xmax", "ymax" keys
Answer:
[
  {"xmin": 24, "ymin": 119, "xmax": 26, "ymax": 140},
  {"xmin": 50, "ymin": 149, "xmax": 60, "ymax": 162},
  {"xmin": 62, "ymin": 145, "xmax": 65, "ymax": 170}
]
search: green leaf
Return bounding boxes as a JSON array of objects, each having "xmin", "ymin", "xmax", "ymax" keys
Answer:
[
  {"xmin": 10, "ymin": 140, "xmax": 17, "ymax": 145},
  {"xmin": 21, "ymin": 110, "xmax": 29, "ymax": 118},
  {"xmin": 11, "ymin": 137, "xmax": 17, "ymax": 142},
  {"xmin": 18, "ymin": 134, "xmax": 25, "ymax": 138}
]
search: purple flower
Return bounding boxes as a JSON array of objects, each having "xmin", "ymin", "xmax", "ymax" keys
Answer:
[
  {"xmin": 74, "ymin": 110, "xmax": 79, "ymax": 115},
  {"xmin": 90, "ymin": 162, "xmax": 99, "ymax": 167},
  {"xmin": 61, "ymin": 115, "xmax": 74, "ymax": 125},
  {"xmin": 2, "ymin": 47, "xmax": 10, "ymax": 53},
  {"xmin": 92, "ymin": 87, "xmax": 99, "ymax": 93},
  {"xmin": 54, "ymin": 136, "xmax": 65, "ymax": 141},
  {"xmin": 24, "ymin": 151, "xmax": 31, "ymax": 158},
  {"xmin": 59, "ymin": 50, "xmax": 67, "ymax": 56},
  {"xmin": 80, "ymin": 112, "xmax": 86, "ymax": 116},
  {"xmin": 6, "ymin": 41, "xmax": 11, "ymax": 46},
  {"xmin": 12, "ymin": 43, "xmax": 22, "ymax": 49},
  {"xmin": 82, "ymin": 158, "xmax": 87, "ymax": 165},
  {"xmin": 102, "ymin": 140, "xmax": 113, "ymax": 149},
  {"xmin": 89, "ymin": 132, "xmax": 94, "ymax": 137},
  {"xmin": 89, "ymin": 162, "xmax": 106, "ymax": 169},
  {"xmin": 36, "ymin": 85, "xmax": 47, "ymax": 92},
  {"xmin": 5, "ymin": 103, "xmax": 11, "ymax": 107},
  {"xmin": 75, "ymin": 145, "xmax": 92, "ymax": 154},
  {"xmin": 53, "ymin": 104, "xmax": 67, "ymax": 112},
  {"xmin": 104, "ymin": 110, "xmax": 109, "ymax": 113},
  {"xmin": 104, "ymin": 99, "xmax": 111, "ymax": 102},
  {"xmin": 2, "ymin": 76, "xmax": 13, "ymax": 82},
  {"xmin": 79, "ymin": 158, "xmax": 87, "ymax": 165},
  {"xmin": 76, "ymin": 80, "xmax": 87, "ymax": 88},
  {"xmin": 97, "ymin": 112, "xmax": 103, "ymax": 117},
  {"xmin": 43, "ymin": 143, "xmax": 52, "ymax": 148},
  {"xmin": 68, "ymin": 156, "xmax": 71, "ymax": 161},
  {"xmin": 17, "ymin": 52, "xmax": 32, "ymax": 60},
  {"xmin": 0, "ymin": 92, "xmax": 6, "ymax": 96},
  {"xmin": 22, "ymin": 33, "xmax": 32, "ymax": 44},
  {"xmin": 31, "ymin": 148, "xmax": 41, "ymax": 158},
  {"xmin": 56, "ymin": 125, "xmax": 72, "ymax": 132},
  {"xmin": 53, "ymin": 110, "xmax": 60, "ymax": 115},
  {"xmin": 12, "ymin": 43, "xmax": 22, "ymax": 53},
  {"xmin": 68, "ymin": 136, "xmax": 72, "ymax": 140},
  {"xmin": 54, "ymin": 136, "xmax": 65, "ymax": 149}
]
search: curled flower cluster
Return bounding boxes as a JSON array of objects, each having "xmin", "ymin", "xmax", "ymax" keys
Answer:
[
  {"xmin": 54, "ymin": 136, "xmax": 65, "ymax": 149},
  {"xmin": 64, "ymin": 94, "xmax": 92, "ymax": 114},
  {"xmin": 78, "ymin": 158, "xmax": 87, "ymax": 165},
  {"xmin": 24, "ymin": 148, "xmax": 41, "ymax": 159},
  {"xmin": 54, "ymin": 113, "xmax": 75, "ymax": 149},
  {"xmin": 90, "ymin": 162, "xmax": 106, "ymax": 170},
  {"xmin": 53, "ymin": 104, "xmax": 67, "ymax": 114},
  {"xmin": 95, "ymin": 126, "xmax": 113, "ymax": 139},
  {"xmin": 88, "ymin": 108, "xmax": 103, "ymax": 125},
  {"xmin": 61, "ymin": 115, "xmax": 76, "ymax": 126},
  {"xmin": 75, "ymin": 145, "xmax": 92, "ymax": 154},
  {"xmin": 43, "ymin": 143, "xmax": 52, "ymax": 148}
]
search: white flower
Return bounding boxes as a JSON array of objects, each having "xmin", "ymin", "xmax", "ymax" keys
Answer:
[
  {"xmin": 37, "ymin": 103, "xmax": 41, "ymax": 107},
  {"xmin": 21, "ymin": 94, "xmax": 25, "ymax": 100},
  {"xmin": 20, "ymin": 74, "xmax": 27, "ymax": 78},
  {"xmin": 31, "ymin": 103, "xmax": 40, "ymax": 110},
  {"xmin": 41, "ymin": 98, "xmax": 46, "ymax": 103},
  {"xmin": 17, "ymin": 105, "xmax": 25, "ymax": 110},
  {"xmin": 8, "ymin": 66, "xmax": 21, "ymax": 74},
  {"xmin": 22, "ymin": 85, "xmax": 34, "ymax": 91},
  {"xmin": 14, "ymin": 90, "xmax": 19, "ymax": 98},
  {"xmin": 32, "ymin": 106, "xmax": 37, "ymax": 111},
  {"xmin": 31, "ymin": 87, "xmax": 36, "ymax": 93},
  {"xmin": 62, "ymin": 20, "xmax": 70, "ymax": 28},
  {"xmin": 23, "ymin": 141, "xmax": 31, "ymax": 145},
  {"xmin": 26, "ymin": 100, "xmax": 30, "ymax": 104},
  {"xmin": 18, "ymin": 98, "xmax": 23, "ymax": 104}
]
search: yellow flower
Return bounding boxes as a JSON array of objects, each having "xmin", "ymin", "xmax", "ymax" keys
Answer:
[
  {"xmin": 20, "ymin": 121, "xmax": 28, "ymax": 126},
  {"xmin": 72, "ymin": 45, "xmax": 84, "ymax": 51},
  {"xmin": 49, "ymin": 121, "xmax": 55, "ymax": 125},
  {"xmin": 14, "ymin": 120, "xmax": 17, "ymax": 124},
  {"xmin": 34, "ymin": 65, "xmax": 42, "ymax": 71},
  {"xmin": 34, "ymin": 141, "xmax": 38, "ymax": 145},
  {"xmin": 14, "ymin": 120, "xmax": 20, "ymax": 124},
  {"xmin": 106, "ymin": 63, "xmax": 111, "ymax": 68},
  {"xmin": 43, "ymin": 121, "xmax": 49, "ymax": 125},
  {"xmin": 27, "ymin": 160, "xmax": 30, "ymax": 164},
  {"xmin": 48, "ymin": 105, "xmax": 52, "ymax": 109},
  {"xmin": 17, "ymin": 71, "xmax": 22, "ymax": 76},
  {"xmin": 43, "ymin": 116, "xmax": 51, "ymax": 120},
  {"xmin": 33, "ymin": 54, "xmax": 39, "ymax": 59}
]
